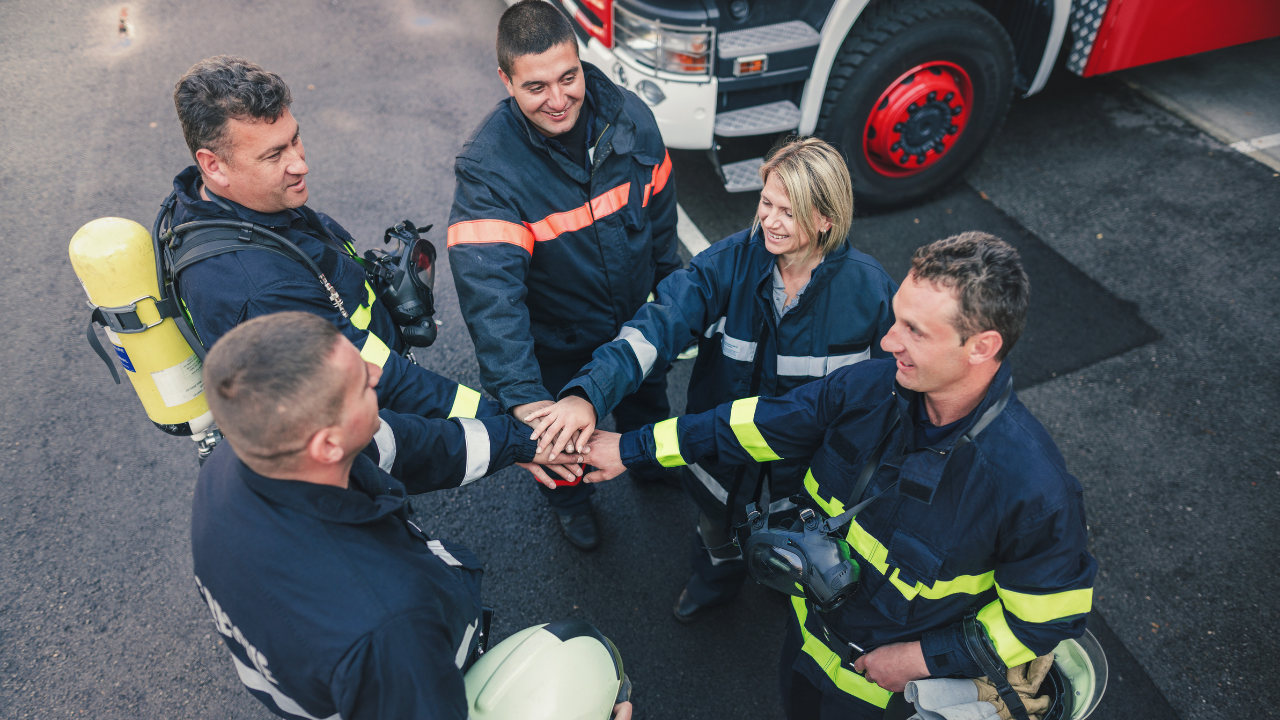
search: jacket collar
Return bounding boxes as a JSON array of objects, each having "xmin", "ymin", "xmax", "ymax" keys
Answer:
[
  {"xmin": 750, "ymin": 228, "xmax": 852, "ymax": 317},
  {"xmin": 237, "ymin": 453, "xmax": 409, "ymax": 525},
  {"xmin": 890, "ymin": 360, "xmax": 1015, "ymax": 504},
  {"xmin": 173, "ymin": 165, "xmax": 298, "ymax": 229}
]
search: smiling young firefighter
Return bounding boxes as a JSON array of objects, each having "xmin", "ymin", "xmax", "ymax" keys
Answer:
[
  {"xmin": 585, "ymin": 233, "xmax": 1097, "ymax": 719},
  {"xmin": 448, "ymin": 1, "xmax": 682, "ymax": 550}
]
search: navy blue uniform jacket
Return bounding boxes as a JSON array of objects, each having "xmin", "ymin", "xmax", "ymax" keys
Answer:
[
  {"xmin": 191, "ymin": 410, "xmax": 536, "ymax": 720},
  {"xmin": 170, "ymin": 166, "xmax": 498, "ymax": 420},
  {"xmin": 447, "ymin": 62, "xmax": 680, "ymax": 411},
  {"xmin": 562, "ymin": 227, "xmax": 896, "ymax": 511},
  {"xmin": 619, "ymin": 359, "xmax": 1096, "ymax": 707}
]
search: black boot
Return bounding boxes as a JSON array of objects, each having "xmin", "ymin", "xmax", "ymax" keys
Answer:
[{"xmin": 556, "ymin": 507, "xmax": 599, "ymax": 551}]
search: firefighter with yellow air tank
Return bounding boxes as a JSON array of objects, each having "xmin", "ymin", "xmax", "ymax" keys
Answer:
[{"xmin": 68, "ymin": 55, "xmax": 578, "ymax": 487}]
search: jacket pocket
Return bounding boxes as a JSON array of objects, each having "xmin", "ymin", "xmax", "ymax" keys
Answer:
[
  {"xmin": 867, "ymin": 527, "xmax": 948, "ymax": 625},
  {"xmin": 624, "ymin": 158, "xmax": 658, "ymax": 230},
  {"xmin": 828, "ymin": 339, "xmax": 872, "ymax": 355}
]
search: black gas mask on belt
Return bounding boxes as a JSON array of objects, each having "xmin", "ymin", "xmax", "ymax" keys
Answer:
[
  {"xmin": 365, "ymin": 220, "xmax": 438, "ymax": 348},
  {"xmin": 737, "ymin": 503, "xmax": 866, "ymax": 612}
]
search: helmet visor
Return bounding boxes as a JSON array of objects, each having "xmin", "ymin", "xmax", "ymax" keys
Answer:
[{"xmin": 745, "ymin": 540, "xmax": 808, "ymax": 597}]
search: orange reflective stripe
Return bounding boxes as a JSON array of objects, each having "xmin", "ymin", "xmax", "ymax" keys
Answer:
[
  {"xmin": 447, "ymin": 220, "xmax": 535, "ymax": 253},
  {"xmin": 525, "ymin": 182, "xmax": 631, "ymax": 242},
  {"xmin": 526, "ymin": 205, "xmax": 593, "ymax": 242},
  {"xmin": 643, "ymin": 151, "xmax": 673, "ymax": 207}
]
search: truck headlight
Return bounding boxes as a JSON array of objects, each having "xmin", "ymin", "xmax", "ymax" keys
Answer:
[{"xmin": 613, "ymin": 4, "xmax": 713, "ymax": 77}]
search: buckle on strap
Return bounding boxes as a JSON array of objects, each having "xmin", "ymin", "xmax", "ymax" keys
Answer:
[
  {"xmin": 91, "ymin": 294, "xmax": 177, "ymax": 334},
  {"xmin": 807, "ymin": 600, "xmax": 868, "ymax": 671}
]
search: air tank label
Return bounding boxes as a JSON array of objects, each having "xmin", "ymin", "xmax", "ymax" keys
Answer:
[
  {"xmin": 151, "ymin": 354, "xmax": 204, "ymax": 408},
  {"xmin": 102, "ymin": 328, "xmax": 136, "ymax": 373}
]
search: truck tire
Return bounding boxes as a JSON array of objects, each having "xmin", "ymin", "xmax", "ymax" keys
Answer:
[{"xmin": 815, "ymin": 0, "xmax": 1015, "ymax": 210}]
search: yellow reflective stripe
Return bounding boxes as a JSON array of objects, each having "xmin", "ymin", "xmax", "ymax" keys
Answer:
[
  {"xmin": 997, "ymin": 582, "xmax": 1093, "ymax": 623},
  {"xmin": 921, "ymin": 571, "xmax": 995, "ymax": 600},
  {"xmin": 359, "ymin": 333, "xmax": 392, "ymax": 368},
  {"xmin": 447, "ymin": 386, "xmax": 482, "ymax": 419},
  {"xmin": 791, "ymin": 597, "xmax": 893, "ymax": 708},
  {"xmin": 977, "ymin": 599, "xmax": 1038, "ymax": 668},
  {"xmin": 349, "ymin": 282, "xmax": 378, "ymax": 330},
  {"xmin": 653, "ymin": 418, "xmax": 686, "ymax": 467},
  {"xmin": 728, "ymin": 397, "xmax": 782, "ymax": 462},
  {"xmin": 803, "ymin": 469, "xmax": 993, "ymax": 601}
]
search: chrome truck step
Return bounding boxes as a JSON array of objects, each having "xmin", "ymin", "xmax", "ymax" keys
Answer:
[
  {"xmin": 719, "ymin": 20, "xmax": 821, "ymax": 58},
  {"xmin": 714, "ymin": 100, "xmax": 801, "ymax": 138},
  {"xmin": 722, "ymin": 157, "xmax": 765, "ymax": 193}
]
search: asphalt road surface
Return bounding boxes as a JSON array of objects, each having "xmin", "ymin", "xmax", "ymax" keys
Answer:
[{"xmin": 1, "ymin": 2, "xmax": 1277, "ymax": 719}]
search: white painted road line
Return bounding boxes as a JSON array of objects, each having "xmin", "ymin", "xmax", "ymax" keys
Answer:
[
  {"xmin": 1230, "ymin": 133, "xmax": 1280, "ymax": 154},
  {"xmin": 677, "ymin": 203, "xmax": 711, "ymax": 256}
]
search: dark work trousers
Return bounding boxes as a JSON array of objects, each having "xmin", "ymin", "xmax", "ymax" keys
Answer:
[
  {"xmin": 685, "ymin": 506, "xmax": 748, "ymax": 606},
  {"xmin": 534, "ymin": 357, "xmax": 671, "ymax": 513},
  {"xmin": 780, "ymin": 615, "xmax": 886, "ymax": 720},
  {"xmin": 683, "ymin": 462, "xmax": 775, "ymax": 606}
]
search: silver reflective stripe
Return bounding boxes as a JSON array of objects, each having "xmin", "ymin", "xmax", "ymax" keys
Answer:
[
  {"xmin": 454, "ymin": 620, "xmax": 478, "ymax": 669},
  {"xmin": 703, "ymin": 316, "xmax": 727, "ymax": 338},
  {"xmin": 457, "ymin": 418, "xmax": 490, "ymax": 485},
  {"xmin": 769, "ymin": 497, "xmax": 796, "ymax": 514},
  {"xmin": 689, "ymin": 463, "xmax": 728, "ymax": 504},
  {"xmin": 696, "ymin": 520, "xmax": 743, "ymax": 566},
  {"xmin": 372, "ymin": 418, "xmax": 396, "ymax": 472},
  {"xmin": 231, "ymin": 654, "xmax": 338, "ymax": 720},
  {"xmin": 427, "ymin": 540, "xmax": 462, "ymax": 567},
  {"xmin": 701, "ymin": 316, "xmax": 757, "ymax": 362},
  {"xmin": 775, "ymin": 347, "xmax": 872, "ymax": 377},
  {"xmin": 617, "ymin": 326, "xmax": 658, "ymax": 378}
]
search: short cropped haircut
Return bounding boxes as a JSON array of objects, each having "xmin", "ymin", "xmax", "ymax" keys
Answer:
[
  {"xmin": 174, "ymin": 55, "xmax": 292, "ymax": 161},
  {"xmin": 910, "ymin": 232, "xmax": 1029, "ymax": 361},
  {"xmin": 203, "ymin": 312, "xmax": 345, "ymax": 463},
  {"xmin": 753, "ymin": 136, "xmax": 855, "ymax": 263},
  {"xmin": 496, "ymin": 0, "xmax": 579, "ymax": 77}
]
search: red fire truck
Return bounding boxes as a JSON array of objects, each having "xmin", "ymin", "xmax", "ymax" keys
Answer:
[{"xmin": 551, "ymin": 0, "xmax": 1280, "ymax": 208}]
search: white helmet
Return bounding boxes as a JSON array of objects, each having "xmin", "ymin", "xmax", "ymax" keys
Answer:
[
  {"xmin": 465, "ymin": 619, "xmax": 629, "ymax": 720},
  {"xmin": 1051, "ymin": 628, "xmax": 1109, "ymax": 719}
]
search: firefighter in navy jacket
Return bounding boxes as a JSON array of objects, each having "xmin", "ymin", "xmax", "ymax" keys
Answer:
[
  {"xmin": 447, "ymin": 2, "xmax": 681, "ymax": 549},
  {"xmin": 169, "ymin": 56, "xmax": 500, "ymax": 427},
  {"xmin": 531, "ymin": 138, "xmax": 896, "ymax": 620},
  {"xmin": 584, "ymin": 234, "xmax": 1096, "ymax": 719},
  {"xmin": 191, "ymin": 312, "xmax": 583, "ymax": 720}
]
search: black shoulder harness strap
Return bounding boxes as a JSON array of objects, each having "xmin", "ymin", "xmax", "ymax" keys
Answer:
[
  {"xmin": 963, "ymin": 607, "xmax": 1032, "ymax": 720},
  {"xmin": 821, "ymin": 378, "xmax": 1014, "ymax": 533},
  {"xmin": 159, "ymin": 190, "xmax": 350, "ymax": 334}
]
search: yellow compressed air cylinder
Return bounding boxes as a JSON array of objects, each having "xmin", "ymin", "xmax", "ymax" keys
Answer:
[{"xmin": 69, "ymin": 217, "xmax": 213, "ymax": 436}]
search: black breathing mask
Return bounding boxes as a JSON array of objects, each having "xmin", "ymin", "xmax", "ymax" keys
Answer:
[
  {"xmin": 736, "ymin": 380, "xmax": 1013, "ymax": 613},
  {"xmin": 738, "ymin": 503, "xmax": 867, "ymax": 612},
  {"xmin": 365, "ymin": 221, "xmax": 438, "ymax": 348}
]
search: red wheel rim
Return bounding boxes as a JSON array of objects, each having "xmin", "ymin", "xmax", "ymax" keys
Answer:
[{"xmin": 862, "ymin": 61, "xmax": 973, "ymax": 178}]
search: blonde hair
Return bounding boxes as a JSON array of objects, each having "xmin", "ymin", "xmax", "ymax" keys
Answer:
[{"xmin": 752, "ymin": 136, "xmax": 854, "ymax": 262}]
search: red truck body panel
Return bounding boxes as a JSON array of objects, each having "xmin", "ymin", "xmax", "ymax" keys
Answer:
[{"xmin": 1084, "ymin": 0, "xmax": 1280, "ymax": 76}]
